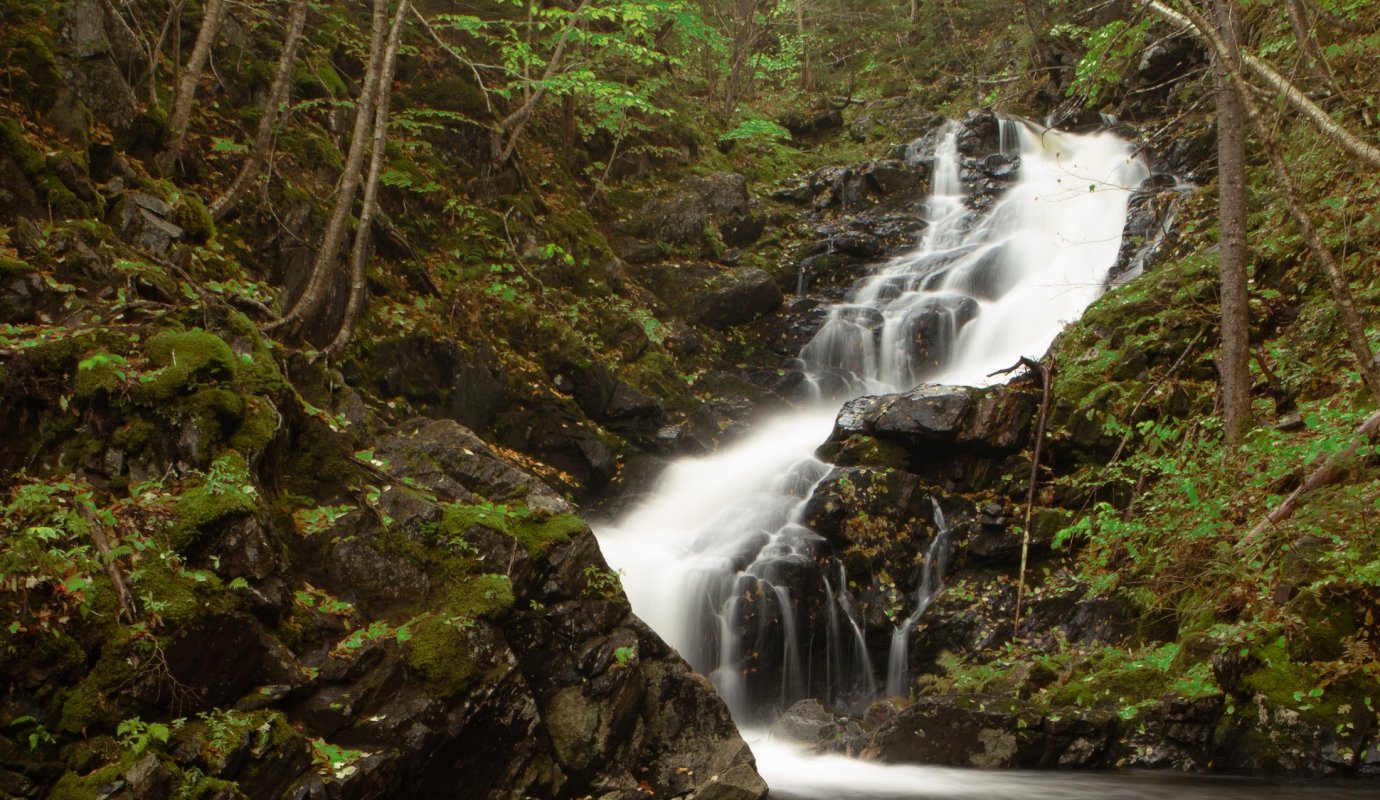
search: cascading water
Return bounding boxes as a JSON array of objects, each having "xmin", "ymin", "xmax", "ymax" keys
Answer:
[
  {"xmin": 884, "ymin": 500, "xmax": 951, "ymax": 698},
  {"xmin": 596, "ymin": 118, "xmax": 1149, "ymax": 731}
]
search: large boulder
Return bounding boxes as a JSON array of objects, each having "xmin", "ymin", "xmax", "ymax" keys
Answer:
[
  {"xmin": 693, "ymin": 267, "xmax": 784, "ymax": 328},
  {"xmin": 617, "ymin": 171, "xmax": 765, "ymax": 252},
  {"xmin": 830, "ymin": 383, "xmax": 1038, "ymax": 456}
]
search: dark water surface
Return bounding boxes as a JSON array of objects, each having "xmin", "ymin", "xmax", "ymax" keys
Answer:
[{"xmin": 753, "ymin": 738, "xmax": 1377, "ymax": 800}]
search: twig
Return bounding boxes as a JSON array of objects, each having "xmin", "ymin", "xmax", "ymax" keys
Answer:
[{"xmin": 77, "ymin": 505, "xmax": 138, "ymax": 623}]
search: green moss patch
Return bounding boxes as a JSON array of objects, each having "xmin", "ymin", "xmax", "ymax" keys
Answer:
[
  {"xmin": 438, "ymin": 502, "xmax": 587, "ymax": 556},
  {"xmin": 140, "ymin": 329, "xmax": 238, "ymax": 401},
  {"xmin": 169, "ymin": 452, "xmax": 260, "ymax": 551}
]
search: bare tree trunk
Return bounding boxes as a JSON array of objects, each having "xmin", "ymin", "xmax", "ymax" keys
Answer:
[
  {"xmin": 160, "ymin": 0, "xmax": 228, "ymax": 173},
  {"xmin": 1212, "ymin": 0, "xmax": 1253, "ymax": 445},
  {"xmin": 328, "ymin": 0, "xmax": 410, "ymax": 356},
  {"xmin": 210, "ymin": 0, "xmax": 310, "ymax": 221},
  {"xmin": 1143, "ymin": 0, "xmax": 1380, "ymax": 171},
  {"xmin": 1285, "ymin": 0, "xmax": 1332, "ymax": 88},
  {"xmin": 268, "ymin": 0, "xmax": 390, "ymax": 335},
  {"xmin": 1230, "ymin": 81, "xmax": 1380, "ymax": 402},
  {"xmin": 796, "ymin": 0, "xmax": 810, "ymax": 89}
]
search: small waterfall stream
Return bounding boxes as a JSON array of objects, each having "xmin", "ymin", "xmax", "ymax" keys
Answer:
[{"xmin": 595, "ymin": 118, "xmax": 1157, "ymax": 790}]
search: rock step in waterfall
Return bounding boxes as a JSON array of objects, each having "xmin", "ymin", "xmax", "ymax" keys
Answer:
[{"xmin": 596, "ymin": 116, "xmax": 1150, "ymax": 724}]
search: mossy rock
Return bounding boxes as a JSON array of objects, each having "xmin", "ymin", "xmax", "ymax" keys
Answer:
[
  {"xmin": 0, "ymin": 24, "xmax": 61, "ymax": 111},
  {"xmin": 0, "ymin": 255, "xmax": 32, "ymax": 276},
  {"xmin": 228, "ymin": 396, "xmax": 281, "ymax": 453},
  {"xmin": 140, "ymin": 329, "xmax": 237, "ymax": 397},
  {"xmin": 820, "ymin": 434, "xmax": 911, "ymax": 470},
  {"xmin": 403, "ymin": 615, "xmax": 479, "ymax": 697},
  {"xmin": 438, "ymin": 503, "xmax": 587, "ymax": 557},
  {"xmin": 171, "ymin": 195, "xmax": 215, "ymax": 244},
  {"xmin": 168, "ymin": 452, "xmax": 260, "ymax": 551}
]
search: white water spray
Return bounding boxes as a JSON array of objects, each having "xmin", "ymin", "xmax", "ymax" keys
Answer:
[{"xmin": 596, "ymin": 119, "xmax": 1148, "ymax": 729}]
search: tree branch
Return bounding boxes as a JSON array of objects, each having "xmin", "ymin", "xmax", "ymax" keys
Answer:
[{"xmin": 1142, "ymin": 0, "xmax": 1380, "ymax": 171}]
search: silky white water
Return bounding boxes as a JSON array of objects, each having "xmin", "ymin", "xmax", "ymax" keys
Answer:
[{"xmin": 595, "ymin": 119, "xmax": 1151, "ymax": 791}]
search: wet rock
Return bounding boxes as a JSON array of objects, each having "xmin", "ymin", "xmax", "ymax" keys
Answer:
[
  {"xmin": 346, "ymin": 335, "xmax": 506, "ymax": 433},
  {"xmin": 561, "ymin": 361, "xmax": 667, "ymax": 443},
  {"xmin": 692, "ymin": 267, "xmax": 784, "ymax": 328},
  {"xmin": 831, "ymin": 383, "xmax": 1038, "ymax": 456},
  {"xmin": 493, "ymin": 399, "xmax": 618, "ymax": 493},
  {"xmin": 198, "ymin": 511, "xmax": 281, "ymax": 582},
  {"xmin": 154, "ymin": 613, "xmax": 265, "ymax": 710},
  {"xmin": 326, "ymin": 514, "xmax": 432, "ymax": 608},
  {"xmin": 860, "ymin": 159, "xmax": 921, "ymax": 197},
  {"xmin": 770, "ymin": 699, "xmax": 836, "ymax": 745},
  {"xmin": 864, "ymin": 695, "xmax": 1046, "ymax": 767},
  {"xmin": 955, "ymin": 110, "xmax": 1001, "ymax": 158},
  {"xmin": 377, "ymin": 417, "xmax": 572, "ymax": 511},
  {"xmin": 124, "ymin": 754, "xmax": 172, "ymax": 800}
]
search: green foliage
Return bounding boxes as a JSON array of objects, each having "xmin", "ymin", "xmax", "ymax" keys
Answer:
[
  {"xmin": 1053, "ymin": 17, "xmax": 1152, "ymax": 108},
  {"xmin": 310, "ymin": 738, "xmax": 366, "ymax": 779},
  {"xmin": 437, "ymin": 501, "xmax": 586, "ymax": 556},
  {"xmin": 582, "ymin": 564, "xmax": 623, "ymax": 600},
  {"xmin": 719, "ymin": 116, "xmax": 792, "ymax": 144},
  {"xmin": 117, "ymin": 716, "xmax": 171, "ymax": 755}
]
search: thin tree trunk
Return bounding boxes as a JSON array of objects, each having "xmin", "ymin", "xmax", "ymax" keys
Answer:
[
  {"xmin": 796, "ymin": 0, "xmax": 810, "ymax": 89},
  {"xmin": 327, "ymin": 0, "xmax": 409, "ymax": 356},
  {"xmin": 268, "ymin": 0, "xmax": 389, "ymax": 334},
  {"xmin": 1014, "ymin": 357, "xmax": 1054, "ymax": 635},
  {"xmin": 1213, "ymin": 0, "xmax": 1253, "ymax": 445},
  {"xmin": 1143, "ymin": 0, "xmax": 1380, "ymax": 171},
  {"xmin": 1229, "ymin": 73, "xmax": 1380, "ymax": 401},
  {"xmin": 160, "ymin": 0, "xmax": 228, "ymax": 172},
  {"xmin": 491, "ymin": 0, "xmax": 592, "ymax": 165},
  {"xmin": 1285, "ymin": 0, "xmax": 1332, "ymax": 88},
  {"xmin": 210, "ymin": 0, "xmax": 310, "ymax": 221}
]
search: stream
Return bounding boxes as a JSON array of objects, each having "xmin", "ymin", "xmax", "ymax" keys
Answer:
[{"xmin": 592, "ymin": 120, "xmax": 1375, "ymax": 797}]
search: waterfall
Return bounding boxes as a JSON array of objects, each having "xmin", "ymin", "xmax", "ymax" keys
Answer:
[
  {"xmin": 884, "ymin": 500, "xmax": 952, "ymax": 698},
  {"xmin": 595, "ymin": 118, "xmax": 1149, "ymax": 724}
]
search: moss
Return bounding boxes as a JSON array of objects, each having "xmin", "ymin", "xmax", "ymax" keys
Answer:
[
  {"xmin": 820, "ymin": 434, "xmax": 911, "ymax": 470},
  {"xmin": 228, "ymin": 396, "xmax": 280, "ymax": 453},
  {"xmin": 0, "ymin": 25, "xmax": 61, "ymax": 111},
  {"xmin": 439, "ymin": 573, "xmax": 515, "ymax": 620},
  {"xmin": 172, "ymin": 195, "xmax": 215, "ymax": 244},
  {"xmin": 0, "ymin": 118, "xmax": 92, "ymax": 217},
  {"xmin": 222, "ymin": 312, "xmax": 287, "ymax": 395},
  {"xmin": 138, "ymin": 329, "xmax": 237, "ymax": 401},
  {"xmin": 72, "ymin": 359, "xmax": 125, "ymax": 399},
  {"xmin": 0, "ymin": 255, "xmax": 32, "ymax": 276},
  {"xmin": 111, "ymin": 420, "xmax": 155, "ymax": 452},
  {"xmin": 438, "ymin": 502, "xmax": 587, "ymax": 556},
  {"xmin": 169, "ymin": 452, "xmax": 259, "ymax": 551},
  {"xmin": 403, "ymin": 615, "xmax": 477, "ymax": 696},
  {"xmin": 49, "ymin": 761, "xmax": 130, "ymax": 800},
  {"xmin": 295, "ymin": 60, "xmax": 349, "ymax": 99}
]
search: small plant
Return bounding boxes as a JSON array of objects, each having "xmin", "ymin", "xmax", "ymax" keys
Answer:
[
  {"xmin": 310, "ymin": 738, "xmax": 367, "ymax": 779},
  {"xmin": 612, "ymin": 645, "xmax": 636, "ymax": 668},
  {"xmin": 582, "ymin": 565, "xmax": 623, "ymax": 600},
  {"xmin": 117, "ymin": 716, "xmax": 171, "ymax": 755}
]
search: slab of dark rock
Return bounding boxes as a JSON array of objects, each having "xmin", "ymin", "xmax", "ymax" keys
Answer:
[
  {"xmin": 692, "ymin": 267, "xmax": 784, "ymax": 329},
  {"xmin": 831, "ymin": 383, "xmax": 1038, "ymax": 457}
]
